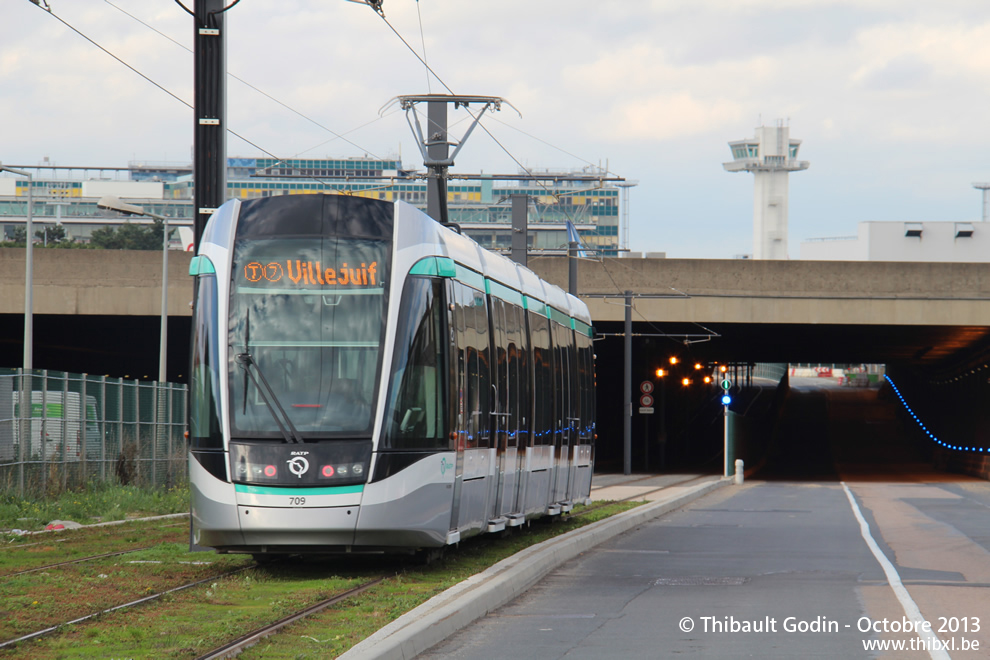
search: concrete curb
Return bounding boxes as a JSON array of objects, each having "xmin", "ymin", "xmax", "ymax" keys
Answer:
[{"xmin": 340, "ymin": 477, "xmax": 731, "ymax": 660}]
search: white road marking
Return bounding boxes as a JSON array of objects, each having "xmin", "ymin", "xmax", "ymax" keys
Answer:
[{"xmin": 841, "ymin": 482, "xmax": 951, "ymax": 660}]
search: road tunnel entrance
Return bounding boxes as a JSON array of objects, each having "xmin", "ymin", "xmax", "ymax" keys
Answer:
[{"xmin": 591, "ymin": 320, "xmax": 990, "ymax": 481}]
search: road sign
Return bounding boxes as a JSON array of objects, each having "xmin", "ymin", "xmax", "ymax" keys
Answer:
[
  {"xmin": 640, "ymin": 381, "xmax": 654, "ymax": 394},
  {"xmin": 639, "ymin": 407, "xmax": 654, "ymax": 414},
  {"xmin": 640, "ymin": 394, "xmax": 654, "ymax": 407},
  {"xmin": 721, "ymin": 379, "xmax": 732, "ymax": 390}
]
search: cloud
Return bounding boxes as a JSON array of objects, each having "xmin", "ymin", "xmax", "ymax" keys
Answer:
[{"xmin": 607, "ymin": 94, "xmax": 744, "ymax": 142}]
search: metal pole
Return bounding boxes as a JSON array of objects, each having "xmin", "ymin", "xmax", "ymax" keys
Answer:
[
  {"xmin": 193, "ymin": 0, "xmax": 228, "ymax": 250},
  {"xmin": 24, "ymin": 173, "xmax": 33, "ymax": 371},
  {"xmin": 568, "ymin": 241, "xmax": 578, "ymax": 296},
  {"xmin": 723, "ymin": 405, "xmax": 730, "ymax": 477},
  {"xmin": 160, "ymin": 216, "xmax": 168, "ymax": 384},
  {"xmin": 623, "ymin": 291, "xmax": 632, "ymax": 475},
  {"xmin": 1, "ymin": 164, "xmax": 34, "ymax": 370},
  {"xmin": 644, "ymin": 415, "xmax": 649, "ymax": 472},
  {"xmin": 426, "ymin": 100, "xmax": 449, "ymax": 224},
  {"xmin": 510, "ymin": 195, "xmax": 528, "ymax": 267},
  {"xmin": 18, "ymin": 369, "xmax": 25, "ymax": 498},
  {"xmin": 659, "ymin": 378, "xmax": 666, "ymax": 470}
]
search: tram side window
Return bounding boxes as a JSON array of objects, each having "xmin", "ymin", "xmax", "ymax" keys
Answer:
[
  {"xmin": 490, "ymin": 299, "xmax": 510, "ymax": 437},
  {"xmin": 507, "ymin": 302, "xmax": 528, "ymax": 448},
  {"xmin": 576, "ymin": 332, "xmax": 594, "ymax": 443},
  {"xmin": 451, "ymin": 282, "xmax": 491, "ymax": 449},
  {"xmin": 382, "ymin": 278, "xmax": 446, "ymax": 450},
  {"xmin": 190, "ymin": 273, "xmax": 222, "ymax": 450},
  {"xmin": 491, "ymin": 298, "xmax": 528, "ymax": 449},
  {"xmin": 529, "ymin": 311, "xmax": 553, "ymax": 446},
  {"xmin": 566, "ymin": 326, "xmax": 580, "ymax": 437},
  {"xmin": 551, "ymin": 321, "xmax": 575, "ymax": 445}
]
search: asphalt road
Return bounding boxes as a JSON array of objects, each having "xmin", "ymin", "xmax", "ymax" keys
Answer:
[{"xmin": 418, "ymin": 381, "xmax": 990, "ymax": 658}]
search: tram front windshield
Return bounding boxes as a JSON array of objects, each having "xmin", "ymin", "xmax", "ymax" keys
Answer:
[{"xmin": 228, "ymin": 236, "xmax": 390, "ymax": 439}]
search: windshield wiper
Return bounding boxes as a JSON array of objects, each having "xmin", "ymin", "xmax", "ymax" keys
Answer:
[
  {"xmin": 236, "ymin": 352, "xmax": 304, "ymax": 444},
  {"xmin": 236, "ymin": 309, "xmax": 304, "ymax": 444}
]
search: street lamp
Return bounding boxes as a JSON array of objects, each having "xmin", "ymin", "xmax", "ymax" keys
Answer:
[
  {"xmin": 97, "ymin": 195, "xmax": 170, "ymax": 383},
  {"xmin": 0, "ymin": 163, "xmax": 33, "ymax": 370}
]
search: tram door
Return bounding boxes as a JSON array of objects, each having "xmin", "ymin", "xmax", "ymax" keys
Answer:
[
  {"xmin": 488, "ymin": 298, "xmax": 526, "ymax": 522},
  {"xmin": 526, "ymin": 311, "xmax": 554, "ymax": 514},
  {"xmin": 447, "ymin": 282, "xmax": 492, "ymax": 536},
  {"xmin": 551, "ymin": 321, "xmax": 577, "ymax": 503}
]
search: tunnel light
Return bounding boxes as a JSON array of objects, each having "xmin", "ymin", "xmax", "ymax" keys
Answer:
[
  {"xmin": 694, "ymin": 363, "xmax": 703, "ymax": 370},
  {"xmin": 885, "ymin": 375, "xmax": 989, "ymax": 454},
  {"xmin": 670, "ymin": 357, "xmax": 679, "ymax": 365},
  {"xmin": 656, "ymin": 368, "xmax": 666, "ymax": 378},
  {"xmin": 681, "ymin": 377, "xmax": 691, "ymax": 386}
]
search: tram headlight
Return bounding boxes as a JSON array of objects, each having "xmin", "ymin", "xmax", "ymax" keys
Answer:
[
  {"xmin": 337, "ymin": 465, "xmax": 350, "ymax": 477},
  {"xmin": 351, "ymin": 463, "xmax": 364, "ymax": 476}
]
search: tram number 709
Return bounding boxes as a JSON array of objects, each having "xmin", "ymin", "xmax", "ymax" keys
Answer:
[{"xmin": 288, "ymin": 497, "xmax": 307, "ymax": 506}]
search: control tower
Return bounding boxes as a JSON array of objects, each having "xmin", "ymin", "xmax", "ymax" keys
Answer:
[{"xmin": 723, "ymin": 121, "xmax": 809, "ymax": 259}]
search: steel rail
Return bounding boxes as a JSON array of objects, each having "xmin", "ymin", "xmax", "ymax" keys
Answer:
[
  {"xmin": 0, "ymin": 564, "xmax": 255, "ymax": 650},
  {"xmin": 194, "ymin": 576, "xmax": 387, "ymax": 659}
]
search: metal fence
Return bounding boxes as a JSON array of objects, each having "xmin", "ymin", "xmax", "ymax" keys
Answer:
[{"xmin": 0, "ymin": 369, "xmax": 187, "ymax": 497}]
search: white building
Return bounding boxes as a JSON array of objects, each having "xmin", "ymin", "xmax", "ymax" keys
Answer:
[
  {"xmin": 801, "ymin": 221, "xmax": 986, "ymax": 262},
  {"xmin": 723, "ymin": 121, "xmax": 810, "ymax": 260}
]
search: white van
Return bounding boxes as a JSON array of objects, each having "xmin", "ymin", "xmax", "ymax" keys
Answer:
[{"xmin": 2, "ymin": 391, "xmax": 100, "ymax": 462}]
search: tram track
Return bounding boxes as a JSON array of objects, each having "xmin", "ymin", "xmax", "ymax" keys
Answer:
[
  {"xmin": 0, "ymin": 521, "xmax": 190, "ymax": 578},
  {"xmin": 0, "ymin": 545, "xmax": 158, "ymax": 579},
  {"xmin": 194, "ymin": 576, "xmax": 387, "ymax": 659},
  {"xmin": 0, "ymin": 563, "xmax": 258, "ymax": 651}
]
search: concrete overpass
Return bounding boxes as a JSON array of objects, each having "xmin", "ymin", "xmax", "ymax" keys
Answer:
[{"xmin": 1, "ymin": 249, "xmax": 989, "ymax": 376}]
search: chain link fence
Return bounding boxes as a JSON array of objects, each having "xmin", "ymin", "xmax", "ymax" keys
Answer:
[{"xmin": 0, "ymin": 369, "xmax": 187, "ymax": 497}]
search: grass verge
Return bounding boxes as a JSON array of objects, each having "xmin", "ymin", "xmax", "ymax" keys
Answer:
[
  {"xmin": 2, "ymin": 500, "xmax": 641, "ymax": 659},
  {"xmin": 0, "ymin": 483, "xmax": 189, "ymax": 532}
]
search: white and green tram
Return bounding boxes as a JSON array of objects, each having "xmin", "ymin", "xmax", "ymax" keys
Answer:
[{"xmin": 188, "ymin": 194, "xmax": 594, "ymax": 555}]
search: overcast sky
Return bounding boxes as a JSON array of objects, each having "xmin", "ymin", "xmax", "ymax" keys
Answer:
[{"xmin": 3, "ymin": 0, "xmax": 989, "ymax": 258}]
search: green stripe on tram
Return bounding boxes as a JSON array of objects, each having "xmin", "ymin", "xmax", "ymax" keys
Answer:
[
  {"xmin": 189, "ymin": 255, "xmax": 216, "ymax": 276},
  {"xmin": 487, "ymin": 279, "xmax": 524, "ymax": 307},
  {"xmin": 409, "ymin": 256, "xmax": 457, "ymax": 278},
  {"xmin": 523, "ymin": 296, "xmax": 547, "ymax": 316},
  {"xmin": 549, "ymin": 306, "xmax": 572, "ymax": 327},
  {"xmin": 454, "ymin": 264, "xmax": 486, "ymax": 291},
  {"xmin": 235, "ymin": 484, "xmax": 365, "ymax": 496}
]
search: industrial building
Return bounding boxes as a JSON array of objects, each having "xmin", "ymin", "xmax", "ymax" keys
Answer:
[{"xmin": 0, "ymin": 156, "xmax": 623, "ymax": 255}]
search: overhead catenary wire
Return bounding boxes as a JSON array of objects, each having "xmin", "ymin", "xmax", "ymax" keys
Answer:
[
  {"xmin": 30, "ymin": 1, "xmax": 386, "ymax": 196},
  {"xmin": 103, "ymin": 0, "xmax": 387, "ymax": 162},
  {"xmin": 366, "ymin": 6, "xmax": 613, "ymax": 229},
  {"xmin": 415, "ymin": 0, "xmax": 431, "ymax": 93}
]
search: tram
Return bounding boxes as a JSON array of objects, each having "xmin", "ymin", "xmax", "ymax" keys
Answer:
[{"xmin": 188, "ymin": 194, "xmax": 595, "ymax": 554}]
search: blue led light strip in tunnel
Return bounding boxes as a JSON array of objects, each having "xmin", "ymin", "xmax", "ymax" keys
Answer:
[{"xmin": 884, "ymin": 375, "xmax": 988, "ymax": 453}]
